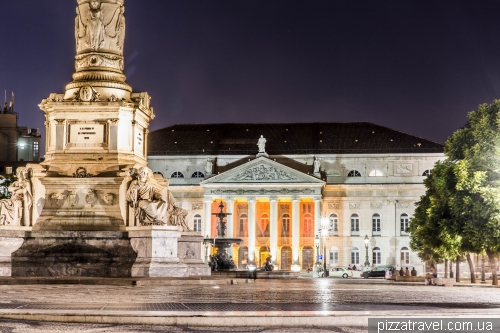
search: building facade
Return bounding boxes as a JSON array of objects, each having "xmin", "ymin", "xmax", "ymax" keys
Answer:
[
  {"xmin": 0, "ymin": 99, "xmax": 41, "ymax": 174},
  {"xmin": 148, "ymin": 122, "xmax": 444, "ymax": 272}
]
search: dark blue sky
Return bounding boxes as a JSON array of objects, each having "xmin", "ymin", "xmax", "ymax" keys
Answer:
[{"xmin": 2, "ymin": 1, "xmax": 500, "ymax": 148}]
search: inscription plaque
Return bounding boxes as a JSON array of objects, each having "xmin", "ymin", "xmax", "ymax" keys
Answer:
[{"xmin": 69, "ymin": 123, "xmax": 105, "ymax": 145}]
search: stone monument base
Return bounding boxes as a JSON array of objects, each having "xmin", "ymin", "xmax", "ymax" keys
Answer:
[
  {"xmin": 178, "ymin": 232, "xmax": 210, "ymax": 276},
  {"xmin": 11, "ymin": 231, "xmax": 136, "ymax": 277},
  {"xmin": 128, "ymin": 226, "xmax": 188, "ymax": 278},
  {"xmin": 0, "ymin": 230, "xmax": 29, "ymax": 277}
]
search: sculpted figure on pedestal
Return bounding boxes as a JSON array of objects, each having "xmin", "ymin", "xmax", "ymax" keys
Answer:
[
  {"xmin": 313, "ymin": 156, "xmax": 321, "ymax": 174},
  {"xmin": 257, "ymin": 135, "xmax": 266, "ymax": 154},
  {"xmin": 0, "ymin": 167, "xmax": 32, "ymax": 227},
  {"xmin": 205, "ymin": 158, "xmax": 213, "ymax": 175},
  {"xmin": 75, "ymin": 0, "xmax": 126, "ymax": 53},
  {"xmin": 126, "ymin": 167, "xmax": 169, "ymax": 225},
  {"xmin": 126, "ymin": 167, "xmax": 191, "ymax": 230}
]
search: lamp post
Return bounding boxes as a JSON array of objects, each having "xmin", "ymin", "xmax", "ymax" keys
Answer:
[
  {"xmin": 320, "ymin": 217, "xmax": 329, "ymax": 276},
  {"xmin": 314, "ymin": 234, "xmax": 320, "ymax": 265},
  {"xmin": 364, "ymin": 234, "xmax": 370, "ymax": 267},
  {"xmin": 204, "ymin": 235, "xmax": 210, "ymax": 263}
]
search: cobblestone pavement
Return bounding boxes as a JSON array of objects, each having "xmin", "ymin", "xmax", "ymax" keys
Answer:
[
  {"xmin": 0, "ymin": 320, "xmax": 364, "ymax": 333},
  {"xmin": 0, "ymin": 279, "xmax": 498, "ymax": 310},
  {"xmin": 0, "ymin": 280, "xmax": 499, "ymax": 331}
]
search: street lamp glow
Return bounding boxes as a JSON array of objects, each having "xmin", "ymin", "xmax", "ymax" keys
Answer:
[{"xmin": 364, "ymin": 234, "xmax": 370, "ymax": 267}]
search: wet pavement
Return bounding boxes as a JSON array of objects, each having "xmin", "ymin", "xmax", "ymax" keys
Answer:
[
  {"xmin": 0, "ymin": 279, "xmax": 498, "ymax": 330},
  {"xmin": 0, "ymin": 320, "xmax": 365, "ymax": 333},
  {"xmin": 0, "ymin": 279, "xmax": 498, "ymax": 308}
]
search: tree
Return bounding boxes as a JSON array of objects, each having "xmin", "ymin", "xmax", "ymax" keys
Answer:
[
  {"xmin": 410, "ymin": 161, "xmax": 462, "ymax": 275},
  {"xmin": 411, "ymin": 100, "xmax": 500, "ymax": 285},
  {"xmin": 0, "ymin": 174, "xmax": 18, "ymax": 200}
]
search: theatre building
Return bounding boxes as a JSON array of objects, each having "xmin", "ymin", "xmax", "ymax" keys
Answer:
[{"xmin": 147, "ymin": 122, "xmax": 444, "ymax": 272}]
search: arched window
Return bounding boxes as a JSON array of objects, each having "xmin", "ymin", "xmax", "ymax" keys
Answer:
[
  {"xmin": 302, "ymin": 213, "xmax": 313, "ymax": 237},
  {"xmin": 422, "ymin": 169, "xmax": 431, "ymax": 176},
  {"xmin": 372, "ymin": 213, "xmax": 381, "ymax": 235},
  {"xmin": 329, "ymin": 214, "xmax": 338, "ymax": 234},
  {"xmin": 329, "ymin": 246, "xmax": 339, "ymax": 265},
  {"xmin": 400, "ymin": 247, "xmax": 410, "ymax": 265},
  {"xmin": 350, "ymin": 214, "xmax": 360, "ymax": 234},
  {"xmin": 191, "ymin": 171, "xmax": 205, "ymax": 178},
  {"xmin": 351, "ymin": 247, "xmax": 360, "ymax": 265},
  {"xmin": 153, "ymin": 171, "xmax": 164, "ymax": 177},
  {"xmin": 369, "ymin": 169, "xmax": 383, "ymax": 177},
  {"xmin": 400, "ymin": 213, "xmax": 409, "ymax": 235},
  {"xmin": 372, "ymin": 247, "xmax": 381, "ymax": 265},
  {"xmin": 193, "ymin": 214, "xmax": 202, "ymax": 232},
  {"xmin": 171, "ymin": 171, "xmax": 184, "ymax": 178},
  {"xmin": 238, "ymin": 214, "xmax": 248, "ymax": 237},
  {"xmin": 281, "ymin": 213, "xmax": 290, "ymax": 237},
  {"xmin": 347, "ymin": 170, "xmax": 362, "ymax": 177},
  {"xmin": 259, "ymin": 213, "xmax": 270, "ymax": 237}
]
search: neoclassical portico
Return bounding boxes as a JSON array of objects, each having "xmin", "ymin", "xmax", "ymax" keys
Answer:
[{"xmin": 201, "ymin": 157, "xmax": 324, "ymax": 270}]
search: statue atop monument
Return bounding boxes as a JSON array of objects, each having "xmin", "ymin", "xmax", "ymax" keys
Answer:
[{"xmin": 75, "ymin": 0, "xmax": 125, "ymax": 54}]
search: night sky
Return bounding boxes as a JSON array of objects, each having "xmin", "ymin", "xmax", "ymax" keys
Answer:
[{"xmin": 2, "ymin": 1, "xmax": 500, "ymax": 150}]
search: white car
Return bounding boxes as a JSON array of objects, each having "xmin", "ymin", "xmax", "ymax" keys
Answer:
[{"xmin": 329, "ymin": 267, "xmax": 353, "ymax": 278}]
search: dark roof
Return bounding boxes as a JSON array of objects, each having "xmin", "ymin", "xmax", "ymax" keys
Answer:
[{"xmin": 148, "ymin": 122, "xmax": 443, "ymax": 156}]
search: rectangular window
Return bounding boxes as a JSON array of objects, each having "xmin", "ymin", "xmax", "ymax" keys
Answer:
[
  {"xmin": 373, "ymin": 252, "xmax": 381, "ymax": 265},
  {"xmin": 351, "ymin": 252, "xmax": 359, "ymax": 264},
  {"xmin": 33, "ymin": 142, "xmax": 39, "ymax": 160},
  {"xmin": 330, "ymin": 252, "xmax": 338, "ymax": 265}
]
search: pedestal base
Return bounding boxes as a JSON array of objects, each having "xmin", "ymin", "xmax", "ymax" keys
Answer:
[
  {"xmin": 11, "ymin": 231, "xmax": 136, "ymax": 277},
  {"xmin": 178, "ymin": 232, "xmax": 210, "ymax": 276},
  {"xmin": 0, "ymin": 230, "xmax": 29, "ymax": 277},
  {"xmin": 128, "ymin": 226, "xmax": 188, "ymax": 278}
]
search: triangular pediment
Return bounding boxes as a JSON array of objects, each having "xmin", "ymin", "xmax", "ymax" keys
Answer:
[{"xmin": 201, "ymin": 157, "xmax": 325, "ymax": 185}]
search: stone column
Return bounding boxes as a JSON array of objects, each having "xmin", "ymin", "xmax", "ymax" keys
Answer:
[
  {"xmin": 248, "ymin": 198, "xmax": 256, "ymax": 266},
  {"xmin": 291, "ymin": 198, "xmax": 301, "ymax": 271},
  {"xmin": 270, "ymin": 197, "xmax": 278, "ymax": 265},
  {"xmin": 226, "ymin": 197, "xmax": 234, "ymax": 256},
  {"xmin": 204, "ymin": 199, "xmax": 212, "ymax": 238},
  {"xmin": 314, "ymin": 198, "xmax": 322, "ymax": 237}
]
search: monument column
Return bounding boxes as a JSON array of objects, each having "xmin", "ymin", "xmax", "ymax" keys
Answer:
[
  {"xmin": 270, "ymin": 197, "xmax": 278, "ymax": 266},
  {"xmin": 291, "ymin": 198, "xmax": 301, "ymax": 271},
  {"xmin": 247, "ymin": 198, "xmax": 257, "ymax": 267},
  {"xmin": 226, "ymin": 197, "xmax": 234, "ymax": 256},
  {"xmin": 204, "ymin": 199, "xmax": 212, "ymax": 238}
]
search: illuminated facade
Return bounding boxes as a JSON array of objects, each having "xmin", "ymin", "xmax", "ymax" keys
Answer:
[{"xmin": 148, "ymin": 122, "xmax": 444, "ymax": 271}]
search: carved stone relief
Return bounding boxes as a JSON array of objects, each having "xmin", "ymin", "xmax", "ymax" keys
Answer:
[
  {"xmin": 75, "ymin": 53, "xmax": 124, "ymax": 71},
  {"xmin": 396, "ymin": 164, "xmax": 413, "ymax": 174},
  {"xmin": 192, "ymin": 202, "xmax": 203, "ymax": 210},
  {"xmin": 349, "ymin": 203, "xmax": 361, "ymax": 209},
  {"xmin": 0, "ymin": 167, "xmax": 33, "ymax": 227},
  {"xmin": 370, "ymin": 203, "xmax": 382, "ymax": 209},
  {"xmin": 73, "ymin": 86, "xmax": 100, "ymax": 102},
  {"xmin": 102, "ymin": 193, "xmax": 116, "ymax": 206},
  {"xmin": 398, "ymin": 202, "xmax": 411, "ymax": 209},
  {"xmin": 210, "ymin": 188, "xmax": 314, "ymax": 195},
  {"xmin": 328, "ymin": 202, "xmax": 340, "ymax": 209},
  {"xmin": 73, "ymin": 167, "xmax": 93, "ymax": 178},
  {"xmin": 230, "ymin": 164, "xmax": 297, "ymax": 181},
  {"xmin": 49, "ymin": 193, "xmax": 65, "ymax": 206},
  {"xmin": 86, "ymin": 189, "xmax": 98, "ymax": 207},
  {"xmin": 68, "ymin": 191, "xmax": 79, "ymax": 208}
]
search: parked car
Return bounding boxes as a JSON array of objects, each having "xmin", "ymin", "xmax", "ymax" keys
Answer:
[
  {"xmin": 361, "ymin": 265, "xmax": 394, "ymax": 279},
  {"xmin": 329, "ymin": 267, "xmax": 353, "ymax": 278}
]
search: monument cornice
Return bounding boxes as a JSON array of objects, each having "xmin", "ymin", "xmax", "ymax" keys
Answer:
[{"xmin": 77, "ymin": 0, "xmax": 124, "ymax": 5}]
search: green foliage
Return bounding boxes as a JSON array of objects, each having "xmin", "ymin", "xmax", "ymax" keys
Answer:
[
  {"xmin": 411, "ymin": 100, "xmax": 500, "ymax": 267},
  {"xmin": 0, "ymin": 174, "xmax": 18, "ymax": 200}
]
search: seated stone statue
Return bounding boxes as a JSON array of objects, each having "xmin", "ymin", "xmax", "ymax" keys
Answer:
[
  {"xmin": 126, "ymin": 167, "xmax": 169, "ymax": 225},
  {"xmin": 0, "ymin": 167, "xmax": 32, "ymax": 227},
  {"xmin": 169, "ymin": 205, "xmax": 191, "ymax": 231},
  {"xmin": 126, "ymin": 167, "xmax": 191, "ymax": 230}
]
